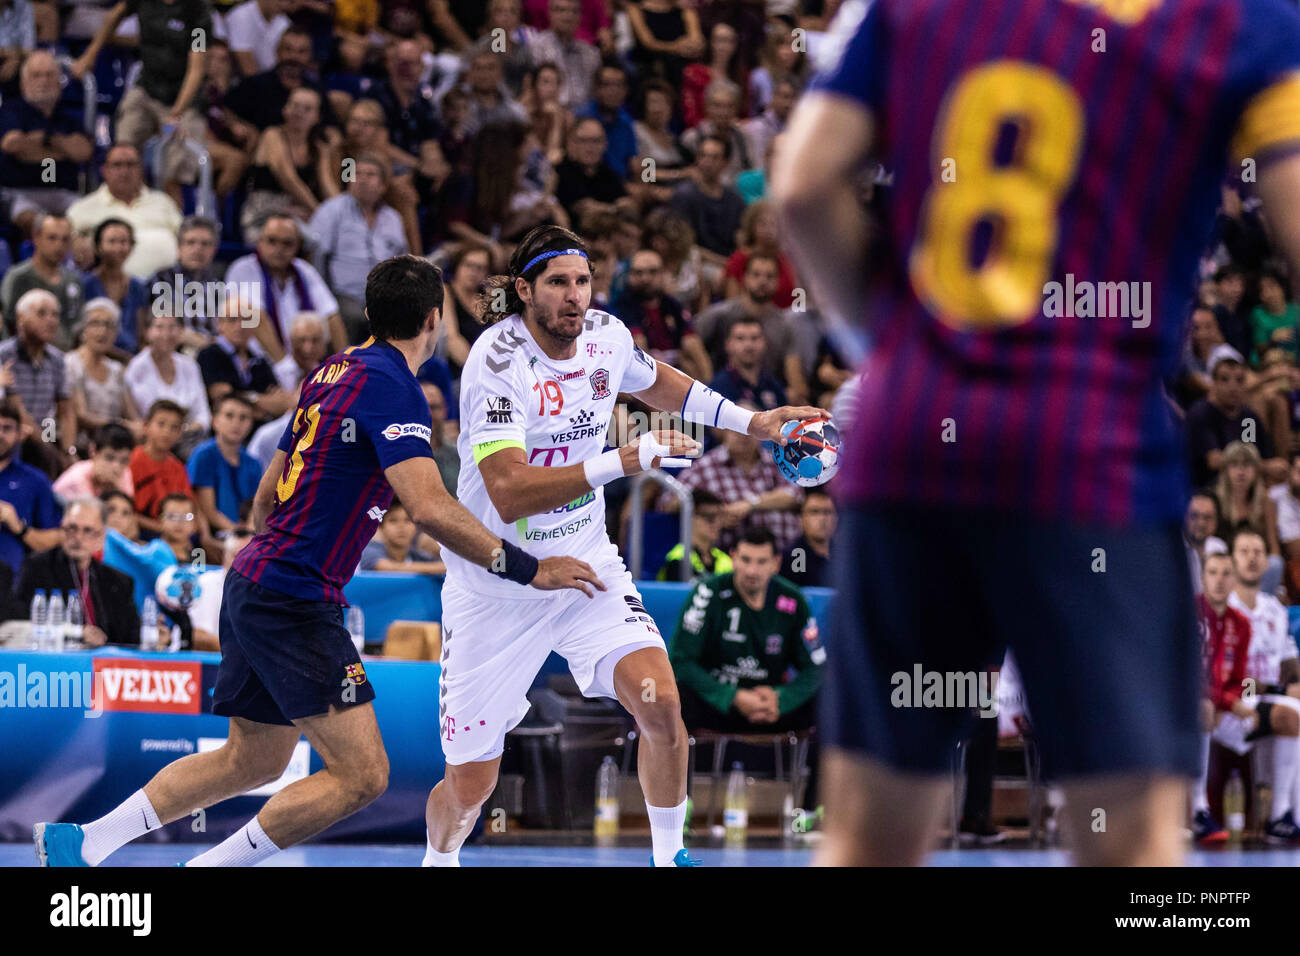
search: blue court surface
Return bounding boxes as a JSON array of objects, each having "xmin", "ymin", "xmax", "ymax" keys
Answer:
[{"xmin": 4, "ymin": 843, "xmax": 1299, "ymax": 867}]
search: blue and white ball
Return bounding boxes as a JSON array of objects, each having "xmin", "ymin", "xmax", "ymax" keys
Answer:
[
  {"xmin": 155, "ymin": 564, "xmax": 204, "ymax": 611},
  {"xmin": 772, "ymin": 417, "xmax": 841, "ymax": 487}
]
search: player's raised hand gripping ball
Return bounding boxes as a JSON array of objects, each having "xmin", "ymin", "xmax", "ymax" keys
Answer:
[{"xmin": 771, "ymin": 417, "xmax": 842, "ymax": 487}]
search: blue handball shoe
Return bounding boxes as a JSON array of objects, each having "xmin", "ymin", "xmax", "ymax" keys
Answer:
[
  {"xmin": 34, "ymin": 822, "xmax": 89, "ymax": 867},
  {"xmin": 651, "ymin": 848, "xmax": 702, "ymax": 866}
]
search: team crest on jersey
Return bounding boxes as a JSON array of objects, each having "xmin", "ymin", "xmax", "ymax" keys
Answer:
[
  {"xmin": 590, "ymin": 368, "xmax": 610, "ymax": 400},
  {"xmin": 383, "ymin": 423, "xmax": 432, "ymax": 441},
  {"xmin": 345, "ymin": 663, "xmax": 367, "ymax": 685}
]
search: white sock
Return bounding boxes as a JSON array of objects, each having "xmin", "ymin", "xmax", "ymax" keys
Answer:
[
  {"xmin": 186, "ymin": 816, "xmax": 280, "ymax": 867},
  {"xmin": 1192, "ymin": 732, "xmax": 1211, "ymax": 815},
  {"xmin": 80, "ymin": 789, "xmax": 162, "ymax": 866},
  {"xmin": 646, "ymin": 799, "xmax": 687, "ymax": 867},
  {"xmin": 1271, "ymin": 735, "xmax": 1300, "ymax": 820},
  {"xmin": 422, "ymin": 831, "xmax": 461, "ymax": 867}
]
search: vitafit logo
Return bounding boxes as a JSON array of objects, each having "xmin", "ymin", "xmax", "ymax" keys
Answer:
[{"xmin": 92, "ymin": 659, "xmax": 202, "ymax": 715}]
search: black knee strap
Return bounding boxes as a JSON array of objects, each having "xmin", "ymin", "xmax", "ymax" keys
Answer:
[{"xmin": 1246, "ymin": 701, "xmax": 1275, "ymax": 742}]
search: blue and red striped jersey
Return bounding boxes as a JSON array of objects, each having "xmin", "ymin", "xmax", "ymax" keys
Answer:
[
  {"xmin": 233, "ymin": 337, "xmax": 434, "ymax": 603},
  {"xmin": 809, "ymin": 0, "xmax": 1300, "ymax": 526}
]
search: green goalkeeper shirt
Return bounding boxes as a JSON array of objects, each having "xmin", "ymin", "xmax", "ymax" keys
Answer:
[{"xmin": 669, "ymin": 572, "xmax": 825, "ymax": 717}]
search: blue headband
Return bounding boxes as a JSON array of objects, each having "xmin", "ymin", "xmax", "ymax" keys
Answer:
[{"xmin": 521, "ymin": 248, "xmax": 588, "ymax": 275}]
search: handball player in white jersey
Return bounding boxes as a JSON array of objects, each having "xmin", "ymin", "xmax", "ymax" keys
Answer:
[{"xmin": 425, "ymin": 226, "xmax": 827, "ymax": 867}]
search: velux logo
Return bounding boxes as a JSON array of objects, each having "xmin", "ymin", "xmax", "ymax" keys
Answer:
[
  {"xmin": 50, "ymin": 886, "xmax": 152, "ymax": 936},
  {"xmin": 92, "ymin": 659, "xmax": 201, "ymax": 715}
]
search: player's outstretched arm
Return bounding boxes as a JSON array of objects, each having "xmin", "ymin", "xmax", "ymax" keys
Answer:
[{"xmin": 384, "ymin": 456, "xmax": 606, "ymax": 596}]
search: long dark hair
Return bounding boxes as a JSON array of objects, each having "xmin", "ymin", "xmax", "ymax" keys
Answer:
[
  {"xmin": 472, "ymin": 118, "xmax": 529, "ymax": 232},
  {"xmin": 476, "ymin": 225, "xmax": 592, "ymax": 325}
]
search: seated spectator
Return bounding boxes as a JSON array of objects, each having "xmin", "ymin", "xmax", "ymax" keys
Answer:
[
  {"xmin": 248, "ymin": 407, "xmax": 291, "ymax": 471},
  {"xmin": 473, "ymin": 0, "xmax": 535, "ymax": 96},
  {"xmin": 452, "ymin": 45, "xmax": 530, "ymax": 136},
  {"xmin": 225, "ymin": 214, "xmax": 347, "ymax": 357},
  {"xmin": 102, "ymin": 488, "xmax": 141, "ymax": 543},
  {"xmin": 223, "ymin": 26, "xmax": 342, "ymax": 133},
  {"xmin": 1271, "ymin": 452, "xmax": 1300, "ymax": 600},
  {"xmin": 188, "ymin": 394, "xmax": 262, "ymax": 531},
  {"xmin": 668, "ymin": 526, "xmax": 822, "ymax": 732},
  {"xmin": 1213, "ymin": 263, "xmax": 1252, "ymax": 361},
  {"xmin": 662, "ymin": 419, "xmax": 801, "ymax": 552},
  {"xmin": 613, "ymin": 248, "xmax": 712, "ymax": 382},
  {"xmin": 80, "ymin": 218, "xmax": 149, "ymax": 354},
  {"xmin": 9, "ymin": 498, "xmax": 140, "ymax": 646},
  {"xmin": 681, "ymin": 20, "xmax": 745, "ymax": 129},
  {"xmin": 197, "ymin": 303, "xmax": 295, "ymax": 425},
  {"xmin": 642, "ymin": 206, "xmax": 710, "ymax": 316},
  {"xmin": 632, "ymin": 78, "xmax": 693, "ymax": 206},
  {"xmin": 66, "ymin": 144, "xmax": 184, "ymax": 279},
  {"xmin": 129, "ymin": 400, "xmax": 197, "ymax": 537},
  {"xmin": 200, "ymin": 39, "xmax": 257, "ymax": 198},
  {"xmin": 437, "ymin": 240, "xmax": 494, "ymax": 375},
  {"xmin": 417, "ymin": 353, "xmax": 459, "ymax": 434},
  {"xmin": 149, "ymin": 216, "xmax": 225, "ymax": 350},
  {"xmin": 1186, "ymin": 344, "xmax": 1286, "ymax": 487},
  {"xmin": 224, "ymin": 0, "xmax": 292, "ymax": 75},
  {"xmin": 0, "ymin": 52, "xmax": 93, "ymax": 235},
  {"xmin": 747, "ymin": 23, "xmax": 806, "ymax": 120},
  {"xmin": 309, "ymin": 153, "xmax": 409, "ymax": 340},
  {"xmin": 723, "ymin": 200, "xmax": 797, "ymax": 307},
  {"xmin": 626, "ymin": 0, "xmax": 704, "ymax": 89},
  {"xmin": 0, "ymin": 289, "xmax": 77, "ymax": 476},
  {"xmin": 0, "ymin": 399, "xmax": 62, "ymax": 583},
  {"xmin": 1184, "ymin": 489, "xmax": 1225, "ymax": 594},
  {"xmin": 812, "ymin": 332, "xmax": 853, "ymax": 410},
  {"xmin": 527, "ymin": 0, "xmax": 600, "ymax": 108},
  {"xmin": 743, "ymin": 70, "xmax": 798, "ymax": 166},
  {"xmin": 274, "ymin": 311, "xmax": 329, "ymax": 392},
  {"xmin": 188, "ymin": 518, "xmax": 256, "ymax": 651},
  {"xmin": 657, "ymin": 488, "xmax": 732, "ymax": 581},
  {"xmin": 0, "ymin": 0, "xmax": 35, "ymax": 86},
  {"xmin": 780, "ymin": 487, "xmax": 836, "ymax": 588},
  {"xmin": 156, "ymin": 491, "xmax": 203, "ymax": 563},
  {"xmin": 0, "ymin": 213, "xmax": 83, "ymax": 342},
  {"xmin": 706, "ymin": 314, "xmax": 788, "ymax": 412},
  {"xmin": 53, "ymin": 423, "xmax": 135, "ymax": 504},
  {"xmin": 1251, "ymin": 267, "xmax": 1300, "ymax": 367},
  {"xmin": 423, "ymin": 381, "xmax": 460, "ymax": 495},
  {"xmin": 669, "ymin": 134, "xmax": 746, "ymax": 261},
  {"xmin": 553, "ymin": 116, "xmax": 632, "ymax": 225},
  {"xmin": 358, "ymin": 498, "xmax": 445, "ymax": 574},
  {"xmin": 239, "ymin": 86, "xmax": 332, "ymax": 243},
  {"xmin": 681, "ymin": 78, "xmax": 754, "ymax": 184},
  {"xmin": 519, "ymin": 62, "xmax": 573, "ymax": 173},
  {"xmin": 1177, "ymin": 304, "xmax": 1224, "ymax": 407},
  {"xmin": 125, "ymin": 311, "xmax": 212, "ymax": 442},
  {"xmin": 576, "ymin": 61, "xmax": 637, "ymax": 180},
  {"xmin": 1215, "ymin": 440, "xmax": 1285, "ymax": 595}
]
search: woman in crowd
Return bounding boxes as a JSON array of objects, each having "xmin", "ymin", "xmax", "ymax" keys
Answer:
[
  {"xmin": 748, "ymin": 18, "xmax": 807, "ymax": 116},
  {"xmin": 626, "ymin": 0, "xmax": 704, "ymax": 88},
  {"xmin": 240, "ymin": 86, "xmax": 332, "ymax": 243},
  {"xmin": 435, "ymin": 240, "xmax": 494, "ymax": 376},
  {"xmin": 643, "ymin": 206, "xmax": 712, "ymax": 316},
  {"xmin": 632, "ymin": 79, "xmax": 692, "ymax": 205},
  {"xmin": 80, "ymin": 218, "xmax": 149, "ymax": 355},
  {"xmin": 519, "ymin": 62, "xmax": 572, "ymax": 173},
  {"xmin": 723, "ymin": 199, "xmax": 798, "ymax": 307},
  {"xmin": 124, "ymin": 311, "xmax": 211, "ymax": 448},
  {"xmin": 681, "ymin": 21, "xmax": 746, "ymax": 129},
  {"xmin": 201, "ymin": 38, "xmax": 256, "ymax": 198},
  {"xmin": 65, "ymin": 298, "xmax": 142, "ymax": 446},
  {"xmin": 1215, "ymin": 440, "xmax": 1285, "ymax": 594}
]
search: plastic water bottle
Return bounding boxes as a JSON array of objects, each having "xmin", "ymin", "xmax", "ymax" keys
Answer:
[
  {"xmin": 29, "ymin": 589, "xmax": 47, "ymax": 650},
  {"xmin": 1224, "ymin": 770, "xmax": 1245, "ymax": 846},
  {"xmin": 346, "ymin": 605, "xmax": 365, "ymax": 654},
  {"xmin": 163, "ymin": 607, "xmax": 180, "ymax": 652},
  {"xmin": 47, "ymin": 591, "xmax": 65, "ymax": 652},
  {"xmin": 724, "ymin": 762, "xmax": 748, "ymax": 846},
  {"xmin": 594, "ymin": 756, "xmax": 619, "ymax": 839},
  {"xmin": 140, "ymin": 596, "xmax": 159, "ymax": 651},
  {"xmin": 66, "ymin": 591, "xmax": 84, "ymax": 649}
]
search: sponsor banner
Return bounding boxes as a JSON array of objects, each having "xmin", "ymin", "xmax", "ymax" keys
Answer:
[{"xmin": 92, "ymin": 658, "xmax": 202, "ymax": 715}]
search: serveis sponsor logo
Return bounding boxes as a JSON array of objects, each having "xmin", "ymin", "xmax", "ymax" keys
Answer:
[
  {"xmin": 92, "ymin": 659, "xmax": 202, "ymax": 714},
  {"xmin": 382, "ymin": 422, "xmax": 432, "ymax": 441}
]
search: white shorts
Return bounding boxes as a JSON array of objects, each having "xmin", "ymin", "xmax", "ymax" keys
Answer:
[
  {"xmin": 437, "ymin": 561, "xmax": 666, "ymax": 765},
  {"xmin": 1212, "ymin": 694, "xmax": 1300, "ymax": 755}
]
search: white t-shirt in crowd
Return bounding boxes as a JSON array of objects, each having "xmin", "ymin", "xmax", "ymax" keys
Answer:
[
  {"xmin": 223, "ymin": 0, "xmax": 290, "ymax": 72},
  {"xmin": 124, "ymin": 349, "xmax": 212, "ymax": 430}
]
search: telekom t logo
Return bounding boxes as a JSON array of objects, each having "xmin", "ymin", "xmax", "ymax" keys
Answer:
[
  {"xmin": 586, "ymin": 343, "xmax": 598, "ymax": 357},
  {"xmin": 442, "ymin": 715, "xmax": 455, "ymax": 742},
  {"xmin": 529, "ymin": 446, "xmax": 570, "ymax": 466}
]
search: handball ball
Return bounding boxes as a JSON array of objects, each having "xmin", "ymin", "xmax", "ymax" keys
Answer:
[
  {"xmin": 772, "ymin": 417, "xmax": 841, "ymax": 487},
  {"xmin": 155, "ymin": 564, "xmax": 203, "ymax": 611}
]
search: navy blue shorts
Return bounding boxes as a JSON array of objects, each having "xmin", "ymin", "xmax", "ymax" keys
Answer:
[
  {"xmin": 212, "ymin": 569, "xmax": 375, "ymax": 726},
  {"xmin": 823, "ymin": 504, "xmax": 1201, "ymax": 781}
]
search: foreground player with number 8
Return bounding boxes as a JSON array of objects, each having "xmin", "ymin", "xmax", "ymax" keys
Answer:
[{"xmin": 425, "ymin": 225, "xmax": 827, "ymax": 867}]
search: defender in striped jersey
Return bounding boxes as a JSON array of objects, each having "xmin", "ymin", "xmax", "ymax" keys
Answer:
[
  {"xmin": 35, "ymin": 257, "xmax": 599, "ymax": 868},
  {"xmin": 772, "ymin": 0, "xmax": 1300, "ymax": 864}
]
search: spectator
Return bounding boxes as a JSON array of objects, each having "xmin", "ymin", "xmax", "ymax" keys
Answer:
[
  {"xmin": 1251, "ymin": 267, "xmax": 1300, "ymax": 367},
  {"xmin": 148, "ymin": 215, "xmax": 224, "ymax": 350},
  {"xmin": 0, "ymin": 52, "xmax": 93, "ymax": 235},
  {"xmin": 664, "ymin": 420, "xmax": 802, "ymax": 551},
  {"xmin": 358, "ymin": 498, "xmax": 445, "ymax": 573},
  {"xmin": 657, "ymin": 488, "xmax": 731, "ymax": 581},
  {"xmin": 0, "ymin": 213, "xmax": 83, "ymax": 341},
  {"xmin": 1272, "ymin": 452, "xmax": 1300, "ymax": 600},
  {"xmin": 1186, "ymin": 344, "xmax": 1286, "ymax": 487},
  {"xmin": 0, "ymin": 0, "xmax": 34, "ymax": 85},
  {"xmin": 369, "ymin": 38, "xmax": 449, "ymax": 200},
  {"xmin": 155, "ymin": 490, "xmax": 201, "ymax": 562},
  {"xmin": 1177, "ymin": 304, "xmax": 1225, "ymax": 407},
  {"xmin": 527, "ymin": 0, "xmax": 600, "ymax": 108},
  {"xmin": 626, "ymin": 0, "xmax": 703, "ymax": 88},
  {"xmin": 53, "ymin": 422, "xmax": 135, "ymax": 503},
  {"xmin": 632, "ymin": 79, "xmax": 692, "ymax": 205},
  {"xmin": 681, "ymin": 21, "xmax": 746, "ymax": 129},
  {"xmin": 187, "ymin": 394, "xmax": 261, "ymax": 530},
  {"xmin": 0, "ymin": 289, "xmax": 77, "ymax": 475},
  {"xmin": 1213, "ymin": 263, "xmax": 1252, "ymax": 361},
  {"xmin": 741, "ymin": 72, "xmax": 797, "ymax": 171},
  {"xmin": 239, "ymin": 85, "xmax": 332, "ymax": 243},
  {"xmin": 613, "ymin": 247, "xmax": 712, "ymax": 382},
  {"xmin": 0, "ymin": 399, "xmax": 61, "ymax": 582},
  {"xmin": 423, "ymin": 381, "xmax": 460, "ymax": 496},
  {"xmin": 521, "ymin": 0, "xmax": 611, "ymax": 50},
  {"xmin": 681, "ymin": 78, "xmax": 753, "ymax": 183},
  {"xmin": 469, "ymin": 0, "xmax": 534, "ymax": 97},
  {"xmin": 197, "ymin": 302, "xmax": 294, "ymax": 423},
  {"xmin": 519, "ymin": 62, "xmax": 572, "ymax": 173},
  {"xmin": 188, "ymin": 518, "xmax": 256, "ymax": 650},
  {"xmin": 224, "ymin": 0, "xmax": 291, "ymax": 75},
  {"xmin": 200, "ymin": 39, "xmax": 256, "ymax": 197},
  {"xmin": 723, "ymin": 200, "xmax": 798, "ymax": 308},
  {"xmin": 1214, "ymin": 440, "xmax": 1284, "ymax": 596},
  {"xmin": 9, "ymin": 498, "xmax": 139, "ymax": 646},
  {"xmin": 642, "ymin": 206, "xmax": 710, "ymax": 316},
  {"xmin": 576, "ymin": 61, "xmax": 637, "ymax": 180},
  {"xmin": 780, "ymin": 487, "xmax": 836, "ymax": 588},
  {"xmin": 102, "ymin": 488, "xmax": 141, "ymax": 542},
  {"xmin": 705, "ymin": 313, "xmax": 789, "ymax": 412},
  {"xmin": 436, "ymin": 240, "xmax": 493, "ymax": 374},
  {"xmin": 273, "ymin": 311, "xmax": 328, "ymax": 392},
  {"xmin": 452, "ymin": 45, "xmax": 530, "ymax": 136},
  {"xmin": 66, "ymin": 300, "xmax": 142, "ymax": 445},
  {"xmin": 669, "ymin": 134, "xmax": 746, "ymax": 260},
  {"xmin": 554, "ymin": 116, "xmax": 632, "ymax": 224},
  {"xmin": 812, "ymin": 331, "xmax": 853, "ymax": 409},
  {"xmin": 1185, "ymin": 489, "xmax": 1224, "ymax": 594},
  {"xmin": 309, "ymin": 153, "xmax": 409, "ymax": 339},
  {"xmin": 669, "ymin": 525, "xmax": 822, "ymax": 732},
  {"xmin": 223, "ymin": 26, "xmax": 342, "ymax": 133},
  {"xmin": 79, "ymin": 218, "xmax": 149, "ymax": 354},
  {"xmin": 128, "ymin": 399, "xmax": 196, "ymax": 537},
  {"xmin": 72, "ymin": 0, "xmax": 211, "ymax": 202},
  {"xmin": 66, "ymin": 144, "xmax": 184, "ymax": 279},
  {"xmin": 747, "ymin": 22, "xmax": 806, "ymax": 118},
  {"xmin": 125, "ymin": 311, "xmax": 213, "ymax": 441},
  {"xmin": 247, "ymin": 406, "xmax": 290, "ymax": 471}
]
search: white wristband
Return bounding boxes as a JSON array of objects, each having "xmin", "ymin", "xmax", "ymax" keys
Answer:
[
  {"xmin": 583, "ymin": 449, "xmax": 625, "ymax": 489},
  {"xmin": 681, "ymin": 381, "xmax": 755, "ymax": 435},
  {"xmin": 717, "ymin": 400, "xmax": 755, "ymax": 436}
]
